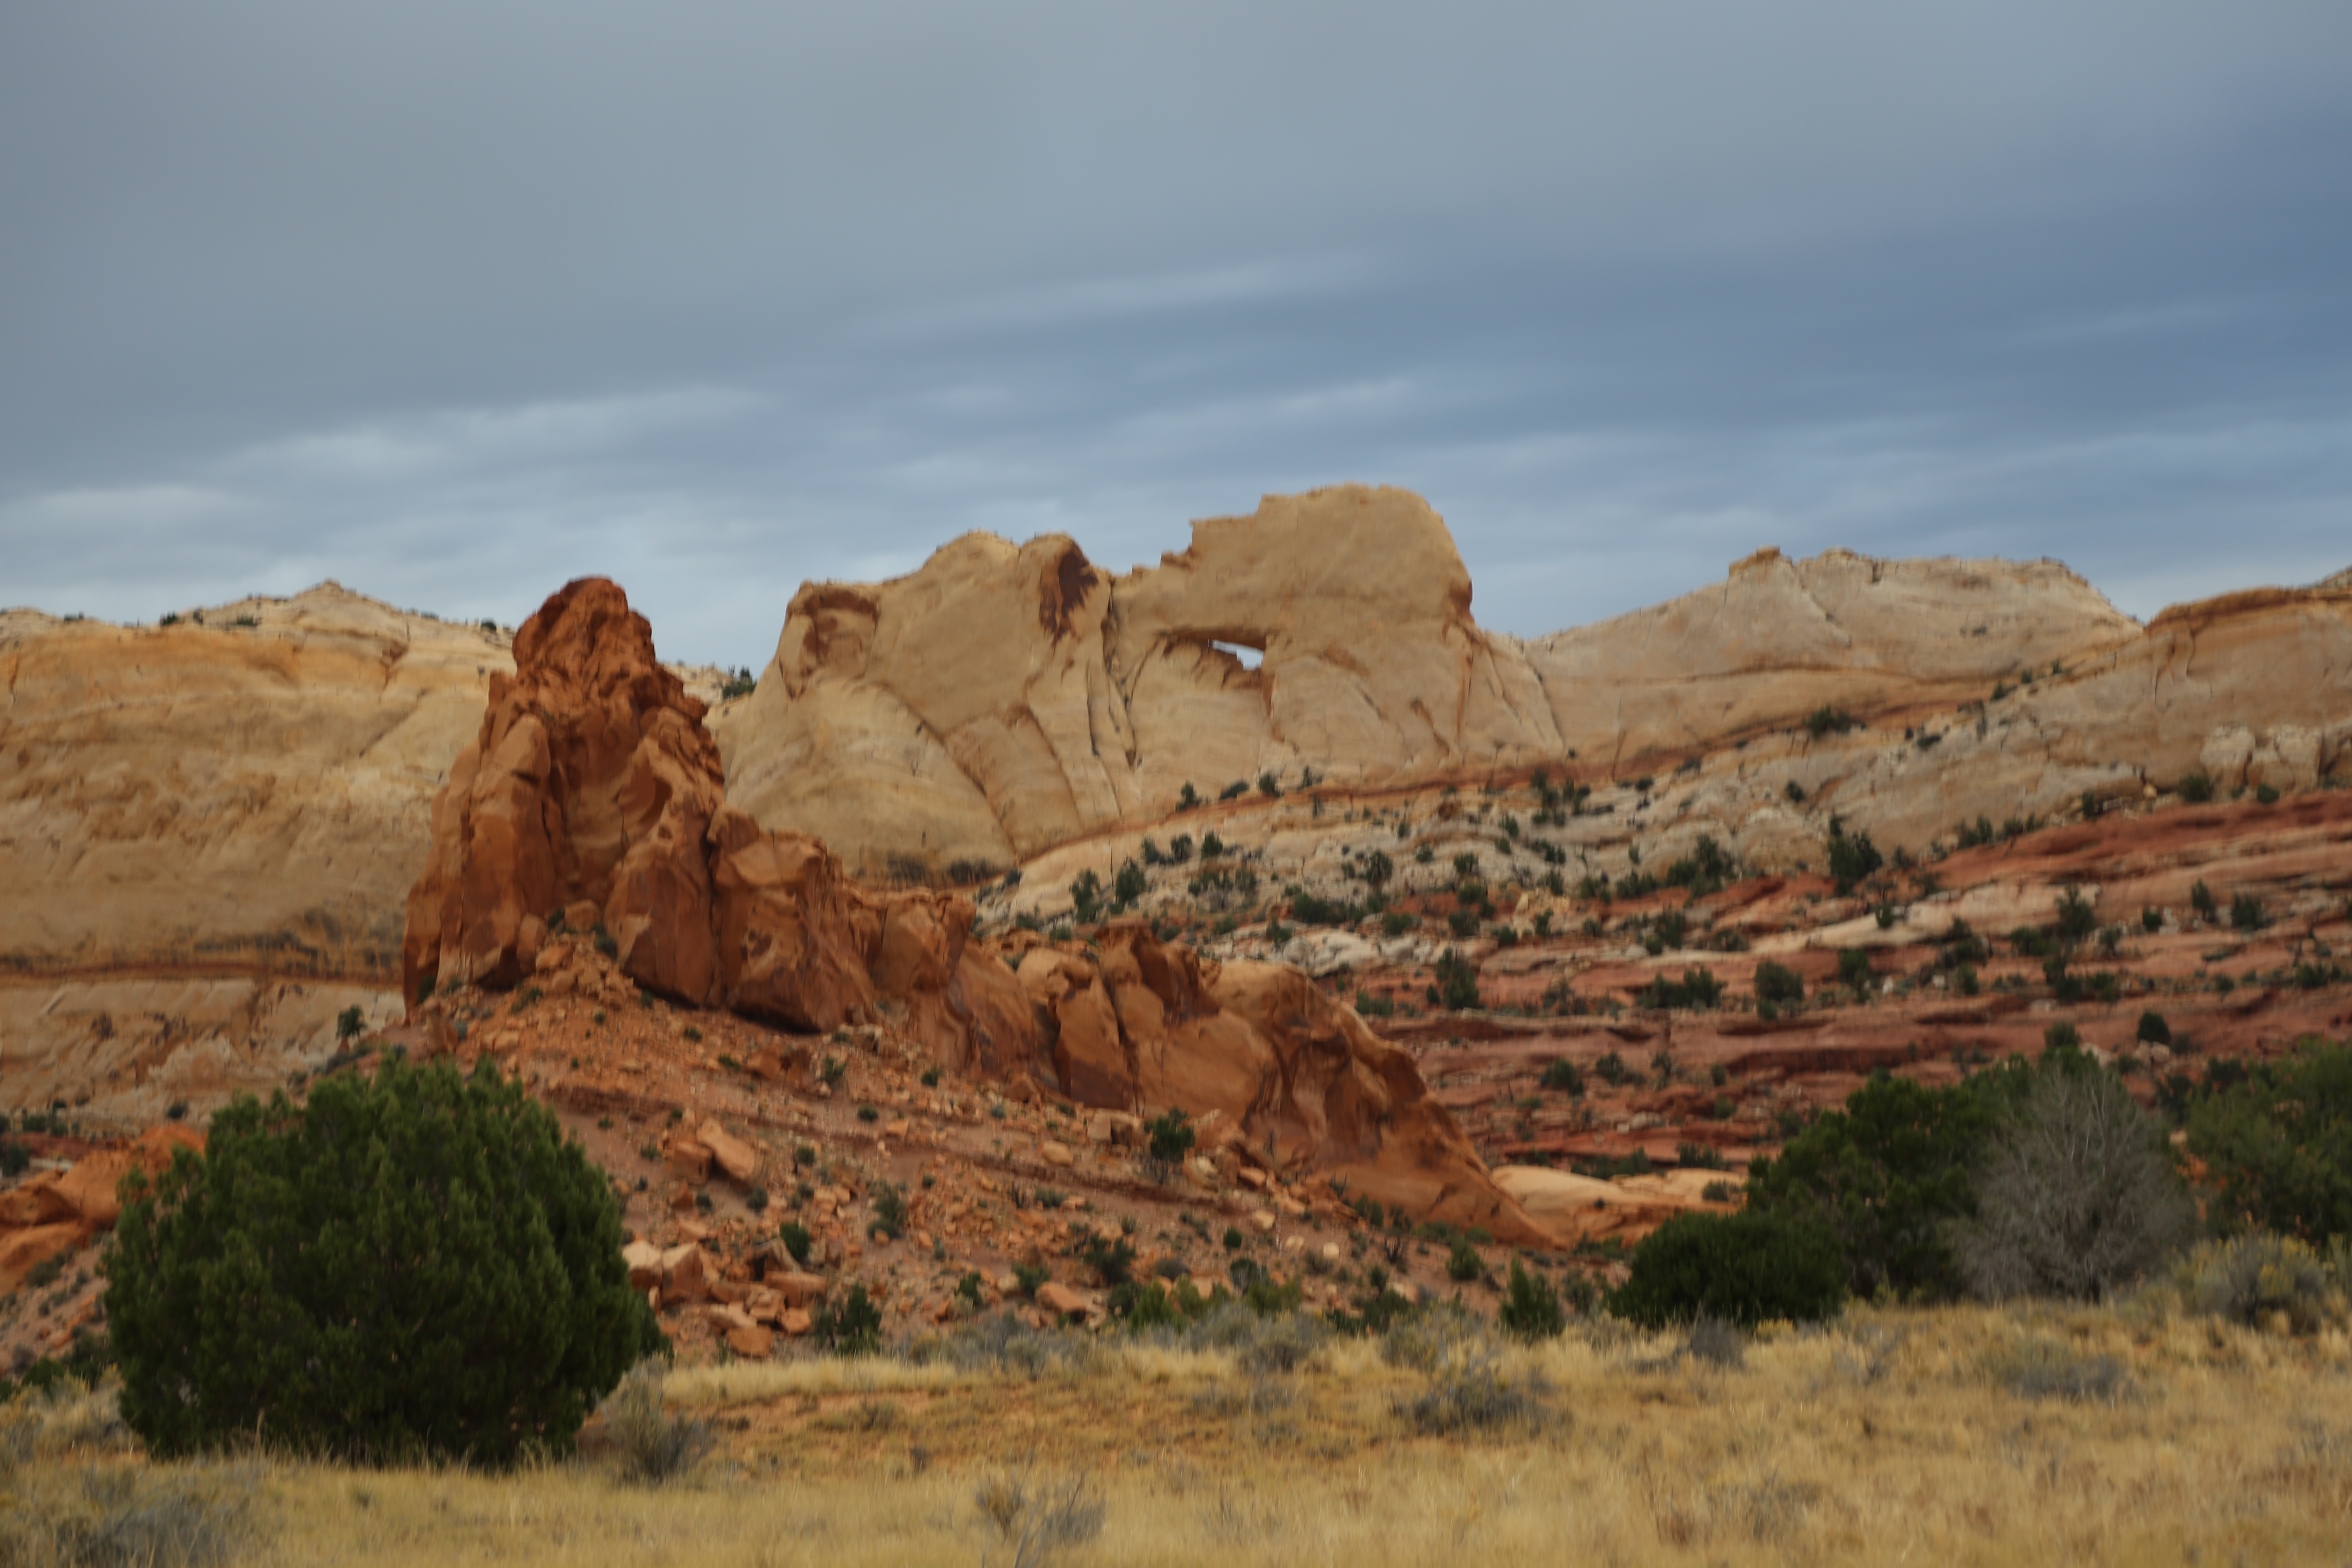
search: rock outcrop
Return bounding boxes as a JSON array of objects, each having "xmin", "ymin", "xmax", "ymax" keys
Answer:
[
  {"xmin": 1, "ymin": 584, "xmax": 506, "ymax": 984},
  {"xmin": 716, "ymin": 490, "xmax": 2164, "ymax": 883},
  {"xmin": 401, "ymin": 577, "xmax": 729, "ymax": 1004},
  {"xmin": 716, "ymin": 486, "xmax": 1562, "ymax": 882},
  {"xmin": 1515, "ymin": 545, "xmax": 2144, "ymax": 764},
  {"xmin": 0, "ymin": 1124, "xmax": 203, "ymax": 1294},
  {"xmin": 408, "ymin": 576, "xmax": 1540, "ymax": 1241}
]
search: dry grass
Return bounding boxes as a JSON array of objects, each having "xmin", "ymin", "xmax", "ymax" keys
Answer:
[{"xmin": 9, "ymin": 1301, "xmax": 2352, "ymax": 1565}]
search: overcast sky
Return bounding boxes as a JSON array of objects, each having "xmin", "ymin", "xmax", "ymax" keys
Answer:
[{"xmin": 4, "ymin": 2, "xmax": 2349, "ymax": 668}]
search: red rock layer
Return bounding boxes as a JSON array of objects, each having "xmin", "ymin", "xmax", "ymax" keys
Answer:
[{"xmin": 404, "ymin": 578, "xmax": 1540, "ymax": 1243}]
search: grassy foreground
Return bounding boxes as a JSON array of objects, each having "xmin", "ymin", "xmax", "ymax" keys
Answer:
[{"xmin": 6, "ymin": 1300, "xmax": 2352, "ymax": 1566}]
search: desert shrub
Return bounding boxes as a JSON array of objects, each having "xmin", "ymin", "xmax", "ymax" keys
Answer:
[
  {"xmin": 1069, "ymin": 870, "xmax": 1104, "ymax": 924},
  {"xmin": 106, "ymin": 1059, "xmax": 660, "ymax": 1466},
  {"xmin": 1953, "ymin": 1065, "xmax": 2197, "ymax": 1302},
  {"xmin": 2185, "ymin": 1040, "xmax": 2352, "ymax": 1243},
  {"xmin": 2177, "ymin": 770, "xmax": 2216, "ymax": 804},
  {"xmin": 2190, "ymin": 879, "xmax": 2217, "ymax": 920},
  {"xmin": 1825, "ymin": 822, "xmax": 1883, "ymax": 894},
  {"xmin": 870, "ymin": 1182, "xmax": 908, "ymax": 1240},
  {"xmin": 1143, "ymin": 1108, "xmax": 1195, "ymax": 1182},
  {"xmin": 1539, "ymin": 1058, "xmax": 1584, "ymax": 1096},
  {"xmin": 1638, "ymin": 966, "xmax": 1722, "ymax": 1011},
  {"xmin": 1837, "ymin": 948, "xmax": 1874, "ymax": 992},
  {"xmin": 1805, "ymin": 707, "xmax": 1860, "ymax": 738},
  {"xmin": 973, "ymin": 1458, "xmax": 1106, "ymax": 1568},
  {"xmin": 0, "ymin": 1136, "xmax": 27, "ymax": 1178},
  {"xmin": 1993, "ymin": 1339, "xmax": 2132, "ymax": 1404},
  {"xmin": 1078, "ymin": 1235, "xmax": 1136, "ymax": 1288},
  {"xmin": 597, "ymin": 1361, "xmax": 713, "ymax": 1484},
  {"xmin": 1606, "ymin": 1211, "xmax": 1845, "ymax": 1329},
  {"xmin": 2137, "ymin": 1011, "xmax": 2172, "ymax": 1046},
  {"xmin": 2176, "ymin": 1234, "xmax": 2343, "ymax": 1333},
  {"xmin": 1207, "ymin": 1303, "xmax": 1327, "ymax": 1376},
  {"xmin": 0, "ymin": 1458, "xmax": 264, "ymax": 1568},
  {"xmin": 1445, "ymin": 1237, "xmax": 1483, "ymax": 1282},
  {"xmin": 334, "ymin": 1005, "xmax": 365, "ymax": 1042},
  {"xmin": 1497, "ymin": 1256, "xmax": 1565, "ymax": 1342},
  {"xmin": 1746, "ymin": 1074, "xmax": 2000, "ymax": 1299},
  {"xmin": 1752, "ymin": 961, "xmax": 1804, "ymax": 1007},
  {"xmin": 2230, "ymin": 891, "xmax": 2268, "ymax": 931},
  {"xmin": 1392, "ymin": 1340, "xmax": 1550, "ymax": 1437},
  {"xmin": 812, "ymin": 1284, "xmax": 883, "ymax": 1356},
  {"xmin": 1595, "ymin": 1051, "xmax": 1628, "ymax": 1086},
  {"xmin": 777, "ymin": 1220, "xmax": 813, "ymax": 1265},
  {"xmin": 1433, "ymin": 949, "xmax": 1481, "ymax": 1011}
]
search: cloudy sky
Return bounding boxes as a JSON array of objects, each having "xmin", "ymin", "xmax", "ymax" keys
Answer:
[{"xmin": 4, "ymin": 2, "xmax": 2349, "ymax": 668}]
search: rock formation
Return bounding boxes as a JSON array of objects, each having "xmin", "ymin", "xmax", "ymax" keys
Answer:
[
  {"xmin": 0, "ymin": 1124, "xmax": 203, "ymax": 1294},
  {"xmin": 715, "ymin": 488, "xmax": 2174, "ymax": 883},
  {"xmin": 715, "ymin": 486, "xmax": 1562, "ymax": 882},
  {"xmin": 1515, "ymin": 545, "xmax": 2144, "ymax": 765},
  {"xmin": 405, "ymin": 577, "xmax": 1541, "ymax": 1240},
  {"xmin": 1, "ymin": 583, "xmax": 504, "ymax": 984}
]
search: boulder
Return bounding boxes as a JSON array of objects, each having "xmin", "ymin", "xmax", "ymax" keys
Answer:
[
  {"xmin": 621, "ymin": 1240, "xmax": 665, "ymax": 1292},
  {"xmin": 725, "ymin": 1323, "xmax": 775, "ymax": 1359},
  {"xmin": 664, "ymin": 1140, "xmax": 713, "ymax": 1185},
  {"xmin": 768, "ymin": 1269, "xmax": 829, "ymax": 1308},
  {"xmin": 0, "ymin": 1222, "xmax": 90, "ymax": 1296},
  {"xmin": 661, "ymin": 1246, "xmax": 714, "ymax": 1303},
  {"xmin": 696, "ymin": 1120, "xmax": 760, "ymax": 1186},
  {"xmin": 1035, "ymin": 1281, "xmax": 1091, "ymax": 1320}
]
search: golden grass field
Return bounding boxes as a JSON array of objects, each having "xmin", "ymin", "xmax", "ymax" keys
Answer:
[{"xmin": 6, "ymin": 1299, "xmax": 2351, "ymax": 1566}]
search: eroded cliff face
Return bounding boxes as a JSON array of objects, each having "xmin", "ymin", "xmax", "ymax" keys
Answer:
[
  {"xmin": 406, "ymin": 576, "xmax": 1540, "ymax": 1240},
  {"xmin": 716, "ymin": 486, "xmax": 1562, "ymax": 882},
  {"xmin": 716, "ymin": 490, "xmax": 2158, "ymax": 883},
  {"xmin": 1, "ymin": 583, "xmax": 505, "ymax": 983},
  {"xmin": 1515, "ymin": 546, "xmax": 2145, "ymax": 766}
]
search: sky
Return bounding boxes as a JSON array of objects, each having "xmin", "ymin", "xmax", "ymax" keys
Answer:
[{"xmin": 4, "ymin": 1, "xmax": 2349, "ymax": 669}]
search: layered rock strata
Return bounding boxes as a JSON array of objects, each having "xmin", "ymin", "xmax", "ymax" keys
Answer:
[
  {"xmin": 715, "ymin": 487, "xmax": 2156, "ymax": 882},
  {"xmin": 407, "ymin": 578, "xmax": 1540, "ymax": 1241}
]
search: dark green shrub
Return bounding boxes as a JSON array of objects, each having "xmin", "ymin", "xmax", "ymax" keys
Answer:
[
  {"xmin": 1538, "ymin": 1059, "xmax": 1584, "ymax": 1096},
  {"xmin": 1145, "ymin": 1108, "xmax": 1195, "ymax": 1179},
  {"xmin": 1605, "ymin": 1211, "xmax": 1846, "ymax": 1329},
  {"xmin": 1746, "ymin": 1074, "xmax": 2000, "ymax": 1299},
  {"xmin": 2137, "ymin": 1011, "xmax": 2171, "ymax": 1046},
  {"xmin": 1805, "ymin": 707, "xmax": 1860, "ymax": 738},
  {"xmin": 2255, "ymin": 782, "xmax": 2281, "ymax": 805},
  {"xmin": 105, "ymin": 1059, "xmax": 660, "ymax": 1465},
  {"xmin": 1079, "ymin": 1235, "xmax": 1136, "ymax": 1288},
  {"xmin": 1753, "ymin": 961, "xmax": 1804, "ymax": 1007},
  {"xmin": 2186, "ymin": 1040, "xmax": 2352, "ymax": 1243},
  {"xmin": 1445, "ymin": 1237, "xmax": 1482, "ymax": 1283},
  {"xmin": 812, "ymin": 1284, "xmax": 883, "ymax": 1355},
  {"xmin": 1113, "ymin": 860, "xmax": 1147, "ymax": 909},
  {"xmin": 1498, "ymin": 1257, "xmax": 1565, "ymax": 1342},
  {"xmin": 1638, "ymin": 967, "xmax": 1722, "ymax": 1011},
  {"xmin": 2230, "ymin": 892, "xmax": 2267, "ymax": 932},
  {"xmin": 870, "ymin": 1183, "xmax": 907, "ymax": 1240},
  {"xmin": 1838, "ymin": 948, "xmax": 1874, "ymax": 992},
  {"xmin": 334, "ymin": 1006, "xmax": 366, "ymax": 1042},
  {"xmin": 1434, "ymin": 949, "xmax": 1481, "ymax": 1011},
  {"xmin": 1595, "ymin": 1052, "xmax": 1628, "ymax": 1086},
  {"xmin": 2178, "ymin": 771, "xmax": 2216, "ymax": 804},
  {"xmin": 1825, "ymin": 822, "xmax": 1883, "ymax": 894},
  {"xmin": 2190, "ymin": 880, "xmax": 2217, "ymax": 921},
  {"xmin": 2054, "ymin": 887, "xmax": 2098, "ymax": 946}
]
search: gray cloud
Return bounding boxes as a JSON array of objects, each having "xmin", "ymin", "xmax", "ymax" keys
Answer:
[{"xmin": 3, "ymin": 1, "xmax": 2349, "ymax": 666}]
